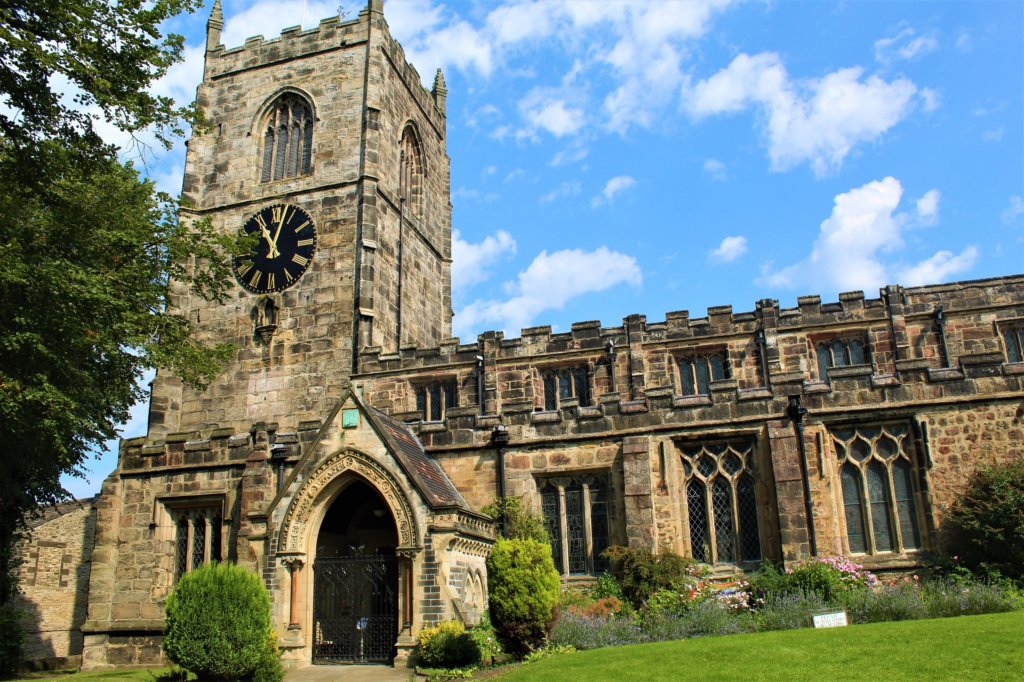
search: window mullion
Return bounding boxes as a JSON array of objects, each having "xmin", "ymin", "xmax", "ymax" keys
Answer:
[
  {"xmin": 582, "ymin": 483, "xmax": 593, "ymax": 574},
  {"xmin": 729, "ymin": 478, "xmax": 741, "ymax": 562},
  {"xmin": 886, "ymin": 466, "xmax": 903, "ymax": 553},
  {"xmin": 557, "ymin": 485, "xmax": 569, "ymax": 576},
  {"xmin": 859, "ymin": 467, "xmax": 875, "ymax": 553},
  {"xmin": 705, "ymin": 477, "xmax": 717, "ymax": 563}
]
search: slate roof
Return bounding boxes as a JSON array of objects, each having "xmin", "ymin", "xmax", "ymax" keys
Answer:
[{"xmin": 363, "ymin": 404, "xmax": 467, "ymax": 510}]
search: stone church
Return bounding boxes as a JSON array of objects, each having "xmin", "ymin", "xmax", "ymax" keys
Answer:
[{"xmin": 15, "ymin": 0, "xmax": 1024, "ymax": 671}]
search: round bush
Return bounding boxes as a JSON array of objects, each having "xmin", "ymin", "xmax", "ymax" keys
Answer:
[
  {"xmin": 946, "ymin": 460, "xmax": 1024, "ymax": 581},
  {"xmin": 163, "ymin": 562, "xmax": 281, "ymax": 681},
  {"xmin": 486, "ymin": 537, "xmax": 560, "ymax": 658},
  {"xmin": 416, "ymin": 620, "xmax": 481, "ymax": 668}
]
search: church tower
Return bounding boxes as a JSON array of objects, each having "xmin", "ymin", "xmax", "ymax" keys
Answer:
[{"xmin": 150, "ymin": 0, "xmax": 453, "ymax": 437}]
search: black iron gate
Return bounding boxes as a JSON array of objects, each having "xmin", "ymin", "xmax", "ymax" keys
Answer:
[{"xmin": 313, "ymin": 554, "xmax": 397, "ymax": 664}]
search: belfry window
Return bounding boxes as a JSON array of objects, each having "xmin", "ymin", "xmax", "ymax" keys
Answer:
[
  {"xmin": 399, "ymin": 125, "xmax": 423, "ymax": 216},
  {"xmin": 541, "ymin": 366, "xmax": 591, "ymax": 411},
  {"xmin": 539, "ymin": 475, "xmax": 610, "ymax": 576},
  {"xmin": 260, "ymin": 94, "xmax": 314, "ymax": 182},
  {"xmin": 830, "ymin": 424, "xmax": 922, "ymax": 555},
  {"xmin": 173, "ymin": 507, "xmax": 222, "ymax": 581},
  {"xmin": 680, "ymin": 440, "xmax": 761, "ymax": 565},
  {"xmin": 676, "ymin": 351, "xmax": 729, "ymax": 396},
  {"xmin": 815, "ymin": 337, "xmax": 869, "ymax": 380},
  {"xmin": 416, "ymin": 380, "xmax": 456, "ymax": 421}
]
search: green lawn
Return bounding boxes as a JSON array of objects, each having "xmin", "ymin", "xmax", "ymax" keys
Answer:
[
  {"xmin": 496, "ymin": 610, "xmax": 1024, "ymax": 681},
  {"xmin": 16, "ymin": 669, "xmax": 175, "ymax": 681}
]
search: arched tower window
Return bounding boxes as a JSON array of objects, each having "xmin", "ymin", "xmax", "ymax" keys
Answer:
[
  {"xmin": 260, "ymin": 93, "xmax": 314, "ymax": 182},
  {"xmin": 399, "ymin": 125, "xmax": 423, "ymax": 216}
]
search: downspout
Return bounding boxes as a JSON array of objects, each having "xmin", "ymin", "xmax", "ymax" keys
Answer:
[
  {"xmin": 491, "ymin": 425, "xmax": 510, "ymax": 538},
  {"xmin": 755, "ymin": 324, "xmax": 772, "ymax": 390},
  {"xmin": 606, "ymin": 339, "xmax": 617, "ymax": 393},
  {"xmin": 625, "ymin": 319, "xmax": 635, "ymax": 400},
  {"xmin": 935, "ymin": 306, "xmax": 950, "ymax": 368},
  {"xmin": 476, "ymin": 355, "xmax": 485, "ymax": 414},
  {"xmin": 396, "ymin": 154, "xmax": 405, "ymax": 352},
  {"xmin": 787, "ymin": 395, "xmax": 817, "ymax": 557}
]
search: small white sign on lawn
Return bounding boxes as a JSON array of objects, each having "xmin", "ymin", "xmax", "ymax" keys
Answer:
[{"xmin": 812, "ymin": 610, "xmax": 849, "ymax": 628}]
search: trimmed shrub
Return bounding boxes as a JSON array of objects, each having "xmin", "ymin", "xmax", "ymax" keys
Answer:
[
  {"xmin": 482, "ymin": 497, "xmax": 549, "ymax": 543},
  {"xmin": 487, "ymin": 537, "xmax": 560, "ymax": 657},
  {"xmin": 602, "ymin": 546, "xmax": 696, "ymax": 609},
  {"xmin": 163, "ymin": 562, "xmax": 283, "ymax": 682},
  {"xmin": 416, "ymin": 620, "xmax": 481, "ymax": 669},
  {"xmin": 781, "ymin": 557, "xmax": 876, "ymax": 603},
  {"xmin": 946, "ymin": 460, "xmax": 1024, "ymax": 582},
  {"xmin": 0, "ymin": 604, "xmax": 23, "ymax": 678}
]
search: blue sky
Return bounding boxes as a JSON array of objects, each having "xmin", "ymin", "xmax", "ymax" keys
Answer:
[{"xmin": 63, "ymin": 0, "xmax": 1024, "ymax": 497}]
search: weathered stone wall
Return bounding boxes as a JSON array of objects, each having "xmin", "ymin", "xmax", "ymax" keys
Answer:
[{"xmin": 15, "ymin": 501, "xmax": 95, "ymax": 668}]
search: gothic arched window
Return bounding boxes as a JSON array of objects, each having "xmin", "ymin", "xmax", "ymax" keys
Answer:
[
  {"xmin": 399, "ymin": 125, "xmax": 423, "ymax": 216},
  {"xmin": 260, "ymin": 93, "xmax": 314, "ymax": 182}
]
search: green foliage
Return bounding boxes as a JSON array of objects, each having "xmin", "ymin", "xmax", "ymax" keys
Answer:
[
  {"xmin": 163, "ymin": 563, "xmax": 281, "ymax": 681},
  {"xmin": 486, "ymin": 537, "xmax": 561, "ymax": 658},
  {"xmin": 945, "ymin": 460, "xmax": 1024, "ymax": 582},
  {"xmin": 601, "ymin": 546, "xmax": 697, "ymax": 609},
  {"xmin": 0, "ymin": 604, "xmax": 24, "ymax": 678},
  {"xmin": 763, "ymin": 557, "xmax": 876, "ymax": 603},
  {"xmin": 482, "ymin": 497, "xmax": 550, "ymax": 543},
  {"xmin": 522, "ymin": 643, "xmax": 576, "ymax": 663},
  {"xmin": 416, "ymin": 620, "xmax": 481, "ymax": 669},
  {"xmin": 470, "ymin": 616, "xmax": 503, "ymax": 663},
  {"xmin": 591, "ymin": 572, "xmax": 625, "ymax": 601}
]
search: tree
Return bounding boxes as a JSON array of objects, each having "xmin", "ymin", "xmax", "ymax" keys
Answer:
[
  {"xmin": 486, "ymin": 537, "xmax": 561, "ymax": 657},
  {"xmin": 946, "ymin": 461, "xmax": 1024, "ymax": 582},
  {"xmin": 0, "ymin": 0, "xmax": 238, "ymax": 603}
]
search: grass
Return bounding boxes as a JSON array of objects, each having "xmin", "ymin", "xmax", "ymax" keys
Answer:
[
  {"xmin": 15, "ymin": 669, "xmax": 175, "ymax": 681},
  {"xmin": 496, "ymin": 610, "xmax": 1024, "ymax": 681}
]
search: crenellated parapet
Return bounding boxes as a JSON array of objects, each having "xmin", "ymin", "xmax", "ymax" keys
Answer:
[{"xmin": 354, "ymin": 275, "xmax": 1024, "ymax": 450}]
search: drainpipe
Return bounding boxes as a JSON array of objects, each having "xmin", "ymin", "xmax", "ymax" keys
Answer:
[
  {"xmin": 755, "ymin": 324, "xmax": 772, "ymax": 390},
  {"xmin": 491, "ymin": 424, "xmax": 510, "ymax": 538},
  {"xmin": 787, "ymin": 395, "xmax": 817, "ymax": 557},
  {"xmin": 606, "ymin": 339, "xmax": 617, "ymax": 393},
  {"xmin": 935, "ymin": 306, "xmax": 950, "ymax": 368},
  {"xmin": 476, "ymin": 355, "xmax": 485, "ymax": 414}
]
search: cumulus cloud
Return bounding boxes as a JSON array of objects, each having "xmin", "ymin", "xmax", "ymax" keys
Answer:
[
  {"xmin": 758, "ymin": 177, "xmax": 976, "ymax": 293},
  {"xmin": 452, "ymin": 229, "xmax": 517, "ymax": 292},
  {"xmin": 683, "ymin": 52, "xmax": 919, "ymax": 176},
  {"xmin": 453, "ymin": 246, "xmax": 642, "ymax": 336},
  {"xmin": 220, "ymin": 0, "xmax": 337, "ymax": 48},
  {"xmin": 591, "ymin": 175, "xmax": 636, "ymax": 207},
  {"xmin": 520, "ymin": 94, "xmax": 586, "ymax": 138},
  {"xmin": 540, "ymin": 181, "xmax": 582, "ymax": 203},
  {"xmin": 709, "ymin": 236, "xmax": 748, "ymax": 263},
  {"xmin": 916, "ymin": 190, "xmax": 941, "ymax": 226},
  {"xmin": 1004, "ymin": 195, "xmax": 1024, "ymax": 224},
  {"xmin": 703, "ymin": 158, "xmax": 728, "ymax": 181},
  {"xmin": 874, "ymin": 28, "xmax": 939, "ymax": 64}
]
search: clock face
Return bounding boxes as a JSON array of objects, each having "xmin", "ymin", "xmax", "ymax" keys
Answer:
[{"xmin": 233, "ymin": 204, "xmax": 317, "ymax": 294}]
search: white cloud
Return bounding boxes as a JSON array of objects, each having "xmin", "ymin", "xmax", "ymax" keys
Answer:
[
  {"xmin": 916, "ymin": 189, "xmax": 941, "ymax": 226},
  {"xmin": 920, "ymin": 87, "xmax": 941, "ymax": 112},
  {"xmin": 591, "ymin": 175, "xmax": 636, "ymax": 207},
  {"xmin": 1004, "ymin": 195, "xmax": 1024, "ymax": 224},
  {"xmin": 709, "ymin": 235, "xmax": 748, "ymax": 263},
  {"xmin": 874, "ymin": 28, "xmax": 939, "ymax": 64},
  {"xmin": 453, "ymin": 246, "xmax": 642, "ymax": 336},
  {"xmin": 520, "ymin": 95, "xmax": 586, "ymax": 138},
  {"xmin": 703, "ymin": 158, "xmax": 728, "ymax": 181},
  {"xmin": 550, "ymin": 147, "xmax": 589, "ymax": 167},
  {"xmin": 899, "ymin": 248, "xmax": 979, "ymax": 286},
  {"xmin": 759, "ymin": 177, "xmax": 976, "ymax": 293},
  {"xmin": 451, "ymin": 186, "xmax": 500, "ymax": 203},
  {"xmin": 983, "ymin": 127, "xmax": 1005, "ymax": 142},
  {"xmin": 540, "ymin": 181, "xmax": 582, "ymax": 203},
  {"xmin": 451, "ymin": 229, "xmax": 517, "ymax": 292},
  {"xmin": 220, "ymin": 0, "xmax": 338, "ymax": 49},
  {"xmin": 683, "ymin": 52, "xmax": 919, "ymax": 176}
]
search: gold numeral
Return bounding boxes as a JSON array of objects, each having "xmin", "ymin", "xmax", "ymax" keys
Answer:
[
  {"xmin": 297, "ymin": 238, "xmax": 314, "ymax": 247},
  {"xmin": 292, "ymin": 253, "xmax": 309, "ymax": 267},
  {"xmin": 267, "ymin": 272, "xmax": 275, "ymax": 290},
  {"xmin": 249, "ymin": 270, "xmax": 262, "ymax": 289},
  {"xmin": 285, "ymin": 268, "xmax": 296, "ymax": 283},
  {"xmin": 236, "ymin": 261, "xmax": 253, "ymax": 278},
  {"xmin": 253, "ymin": 213, "xmax": 267, "ymax": 229},
  {"xmin": 271, "ymin": 205, "xmax": 287, "ymax": 224},
  {"xmin": 294, "ymin": 221, "xmax": 310, "ymax": 233}
]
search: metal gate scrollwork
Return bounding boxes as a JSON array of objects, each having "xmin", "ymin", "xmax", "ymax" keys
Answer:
[{"xmin": 313, "ymin": 552, "xmax": 397, "ymax": 663}]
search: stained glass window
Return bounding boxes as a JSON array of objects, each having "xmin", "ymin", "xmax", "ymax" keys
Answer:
[
  {"xmin": 831, "ymin": 423, "xmax": 922, "ymax": 554},
  {"xmin": 677, "ymin": 351, "xmax": 729, "ymax": 396},
  {"xmin": 171, "ymin": 506, "xmax": 223, "ymax": 582},
  {"xmin": 541, "ymin": 366, "xmax": 591, "ymax": 410},
  {"xmin": 540, "ymin": 485, "xmax": 562, "ymax": 573},
  {"xmin": 261, "ymin": 94, "xmax": 313, "ymax": 182},
  {"xmin": 415, "ymin": 380, "xmax": 457, "ymax": 421},
  {"xmin": 679, "ymin": 440, "xmax": 761, "ymax": 565},
  {"xmin": 1003, "ymin": 326, "xmax": 1024, "ymax": 363},
  {"xmin": 816, "ymin": 337, "xmax": 871, "ymax": 380}
]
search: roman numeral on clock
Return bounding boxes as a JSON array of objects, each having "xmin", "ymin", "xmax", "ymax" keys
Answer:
[
  {"xmin": 292, "ymin": 253, "xmax": 309, "ymax": 267},
  {"xmin": 249, "ymin": 270, "xmax": 261, "ymax": 289}
]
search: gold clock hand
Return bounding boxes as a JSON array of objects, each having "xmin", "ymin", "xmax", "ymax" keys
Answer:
[
  {"xmin": 271, "ymin": 207, "xmax": 289, "ymax": 252},
  {"xmin": 259, "ymin": 226, "xmax": 279, "ymax": 258}
]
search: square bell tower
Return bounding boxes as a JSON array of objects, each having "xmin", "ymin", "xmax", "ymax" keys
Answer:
[{"xmin": 149, "ymin": 0, "xmax": 452, "ymax": 437}]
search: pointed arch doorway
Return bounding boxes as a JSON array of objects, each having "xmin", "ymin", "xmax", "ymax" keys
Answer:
[{"xmin": 312, "ymin": 478, "xmax": 398, "ymax": 664}]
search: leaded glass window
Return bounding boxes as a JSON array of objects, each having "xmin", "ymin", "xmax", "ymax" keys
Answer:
[
  {"xmin": 831, "ymin": 424, "xmax": 922, "ymax": 555},
  {"xmin": 541, "ymin": 366, "xmax": 590, "ymax": 411},
  {"xmin": 538, "ymin": 475, "xmax": 611, "ymax": 576},
  {"xmin": 260, "ymin": 93, "xmax": 314, "ymax": 182},
  {"xmin": 677, "ymin": 351, "xmax": 729, "ymax": 396},
  {"xmin": 415, "ymin": 380, "xmax": 457, "ymax": 422},
  {"xmin": 816, "ymin": 337, "xmax": 869, "ymax": 380},
  {"xmin": 1003, "ymin": 325, "xmax": 1024, "ymax": 363},
  {"xmin": 170, "ymin": 506, "xmax": 222, "ymax": 581},
  {"xmin": 679, "ymin": 440, "xmax": 761, "ymax": 565}
]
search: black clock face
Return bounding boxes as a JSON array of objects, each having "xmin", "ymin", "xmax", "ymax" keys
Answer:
[{"xmin": 233, "ymin": 204, "xmax": 317, "ymax": 294}]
